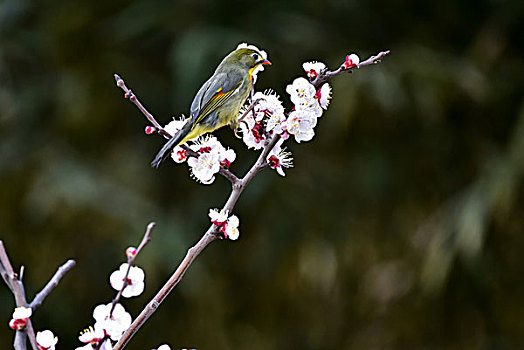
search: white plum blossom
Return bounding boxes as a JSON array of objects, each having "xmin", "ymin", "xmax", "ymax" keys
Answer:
[
  {"xmin": 187, "ymin": 151, "xmax": 220, "ymax": 184},
  {"xmin": 317, "ymin": 83, "xmax": 332, "ymax": 110},
  {"xmin": 209, "ymin": 208, "xmax": 241, "ymax": 240},
  {"xmin": 267, "ymin": 142, "xmax": 293, "ymax": 177},
  {"xmin": 93, "ymin": 303, "xmax": 132, "ymax": 341},
  {"xmin": 284, "ymin": 110, "xmax": 317, "ymax": 143},
  {"xmin": 171, "ymin": 145, "xmax": 188, "ymax": 163},
  {"xmin": 109, "ymin": 263, "xmax": 145, "ymax": 298},
  {"xmin": 284, "ymin": 77, "xmax": 328, "ymax": 142},
  {"xmin": 224, "ymin": 214, "xmax": 240, "ymax": 240},
  {"xmin": 187, "ymin": 136, "xmax": 236, "ymax": 184},
  {"xmin": 236, "ymin": 43, "xmax": 268, "ymax": 83},
  {"xmin": 239, "ymin": 90, "xmax": 286, "ymax": 149},
  {"xmin": 255, "ymin": 90, "xmax": 285, "ymax": 121},
  {"xmin": 12, "ymin": 306, "xmax": 32, "ymax": 320},
  {"xmin": 302, "ymin": 61, "xmax": 326, "ymax": 78},
  {"xmin": 286, "ymin": 77, "xmax": 317, "ymax": 105},
  {"xmin": 209, "ymin": 208, "xmax": 229, "ymax": 225},
  {"xmin": 164, "ymin": 116, "xmax": 188, "ymax": 139},
  {"xmin": 287, "ymin": 78, "xmax": 323, "ymax": 118},
  {"xmin": 164, "ymin": 116, "xmax": 193, "ymax": 162},
  {"xmin": 239, "ymin": 120, "xmax": 264, "ymax": 150},
  {"xmin": 218, "ymin": 147, "xmax": 236, "ymax": 168},
  {"xmin": 163, "ymin": 127, "xmax": 236, "ymax": 183},
  {"xmin": 79, "ymin": 326, "xmax": 105, "ymax": 345},
  {"xmin": 297, "ymin": 96, "xmax": 323, "ymax": 118},
  {"xmin": 157, "ymin": 345, "xmax": 172, "ymax": 350},
  {"xmin": 258, "ymin": 91, "xmax": 286, "ymax": 134},
  {"xmin": 36, "ymin": 330, "xmax": 58, "ymax": 350}
]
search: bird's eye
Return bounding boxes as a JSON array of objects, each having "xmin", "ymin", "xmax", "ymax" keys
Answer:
[{"xmin": 251, "ymin": 53, "xmax": 259, "ymax": 61}]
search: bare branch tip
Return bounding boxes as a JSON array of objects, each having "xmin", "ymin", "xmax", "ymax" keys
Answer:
[{"xmin": 114, "ymin": 74, "xmax": 125, "ymax": 88}]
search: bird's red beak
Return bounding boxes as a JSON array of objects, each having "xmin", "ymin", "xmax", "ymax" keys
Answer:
[{"xmin": 261, "ymin": 59, "xmax": 272, "ymax": 66}]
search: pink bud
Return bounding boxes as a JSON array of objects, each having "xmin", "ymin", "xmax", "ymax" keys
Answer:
[
  {"xmin": 126, "ymin": 246, "xmax": 137, "ymax": 258},
  {"xmin": 145, "ymin": 126, "xmax": 156, "ymax": 134},
  {"xmin": 342, "ymin": 54, "xmax": 360, "ymax": 70},
  {"xmin": 9, "ymin": 318, "xmax": 27, "ymax": 330},
  {"xmin": 220, "ymin": 159, "xmax": 231, "ymax": 169}
]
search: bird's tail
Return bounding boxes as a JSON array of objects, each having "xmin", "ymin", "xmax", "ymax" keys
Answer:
[{"xmin": 151, "ymin": 121, "xmax": 192, "ymax": 168}]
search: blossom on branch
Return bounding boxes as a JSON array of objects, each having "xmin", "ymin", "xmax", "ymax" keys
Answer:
[
  {"xmin": 9, "ymin": 306, "xmax": 32, "ymax": 330},
  {"xmin": 317, "ymin": 83, "xmax": 332, "ymax": 110},
  {"xmin": 342, "ymin": 53, "xmax": 360, "ymax": 69},
  {"xmin": 187, "ymin": 135, "xmax": 236, "ymax": 184},
  {"xmin": 171, "ymin": 145, "xmax": 188, "ymax": 163},
  {"xmin": 79, "ymin": 326, "xmax": 105, "ymax": 345},
  {"xmin": 284, "ymin": 110, "xmax": 317, "ymax": 143},
  {"xmin": 125, "ymin": 246, "xmax": 137, "ymax": 258},
  {"xmin": 209, "ymin": 208, "xmax": 240, "ymax": 240},
  {"xmin": 302, "ymin": 61, "xmax": 326, "ymax": 78},
  {"xmin": 286, "ymin": 77, "xmax": 317, "ymax": 106},
  {"xmin": 93, "ymin": 303, "xmax": 132, "ymax": 341},
  {"xmin": 267, "ymin": 142, "xmax": 293, "ymax": 177},
  {"xmin": 109, "ymin": 263, "xmax": 145, "ymax": 298},
  {"xmin": 145, "ymin": 126, "xmax": 156, "ymax": 135},
  {"xmin": 36, "ymin": 330, "xmax": 58, "ymax": 350},
  {"xmin": 239, "ymin": 90, "xmax": 286, "ymax": 149},
  {"xmin": 164, "ymin": 116, "xmax": 189, "ymax": 139}
]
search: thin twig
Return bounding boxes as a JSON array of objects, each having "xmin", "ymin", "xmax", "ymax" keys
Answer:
[
  {"xmin": 109, "ymin": 222, "xmax": 155, "ymax": 317},
  {"xmin": 29, "ymin": 260, "xmax": 76, "ymax": 310},
  {"xmin": 114, "ymin": 74, "xmax": 240, "ymax": 184},
  {"xmin": 0, "ymin": 241, "xmax": 39, "ymax": 350},
  {"xmin": 237, "ymin": 98, "xmax": 262, "ymax": 124},
  {"xmin": 311, "ymin": 50, "xmax": 391, "ymax": 87},
  {"xmin": 113, "ymin": 226, "xmax": 218, "ymax": 350},
  {"xmin": 114, "ymin": 74, "xmax": 172, "ymax": 139}
]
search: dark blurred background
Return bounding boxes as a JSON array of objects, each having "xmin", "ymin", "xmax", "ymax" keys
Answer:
[{"xmin": 1, "ymin": 0, "xmax": 523, "ymax": 349}]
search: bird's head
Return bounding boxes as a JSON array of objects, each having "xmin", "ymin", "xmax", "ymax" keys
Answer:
[{"xmin": 223, "ymin": 48, "xmax": 272, "ymax": 71}]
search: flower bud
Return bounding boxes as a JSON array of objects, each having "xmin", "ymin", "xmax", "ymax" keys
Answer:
[
  {"xmin": 126, "ymin": 246, "xmax": 137, "ymax": 258},
  {"xmin": 9, "ymin": 318, "xmax": 27, "ymax": 330}
]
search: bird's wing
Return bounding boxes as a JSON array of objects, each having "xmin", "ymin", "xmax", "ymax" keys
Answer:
[{"xmin": 190, "ymin": 71, "xmax": 244, "ymax": 125}]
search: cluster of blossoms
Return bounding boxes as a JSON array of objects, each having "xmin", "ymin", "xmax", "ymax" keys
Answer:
[
  {"xmin": 209, "ymin": 208, "xmax": 240, "ymax": 240},
  {"xmin": 74, "ymin": 247, "xmax": 145, "ymax": 349},
  {"xmin": 162, "ymin": 117, "xmax": 237, "ymax": 184}
]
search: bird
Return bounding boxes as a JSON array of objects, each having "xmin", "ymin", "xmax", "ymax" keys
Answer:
[{"xmin": 151, "ymin": 47, "xmax": 271, "ymax": 168}]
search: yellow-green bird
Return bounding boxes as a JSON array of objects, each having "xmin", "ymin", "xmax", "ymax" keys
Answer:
[{"xmin": 151, "ymin": 47, "xmax": 271, "ymax": 168}]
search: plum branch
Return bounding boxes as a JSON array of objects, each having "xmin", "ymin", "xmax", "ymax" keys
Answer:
[{"xmin": 112, "ymin": 49, "xmax": 389, "ymax": 350}]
